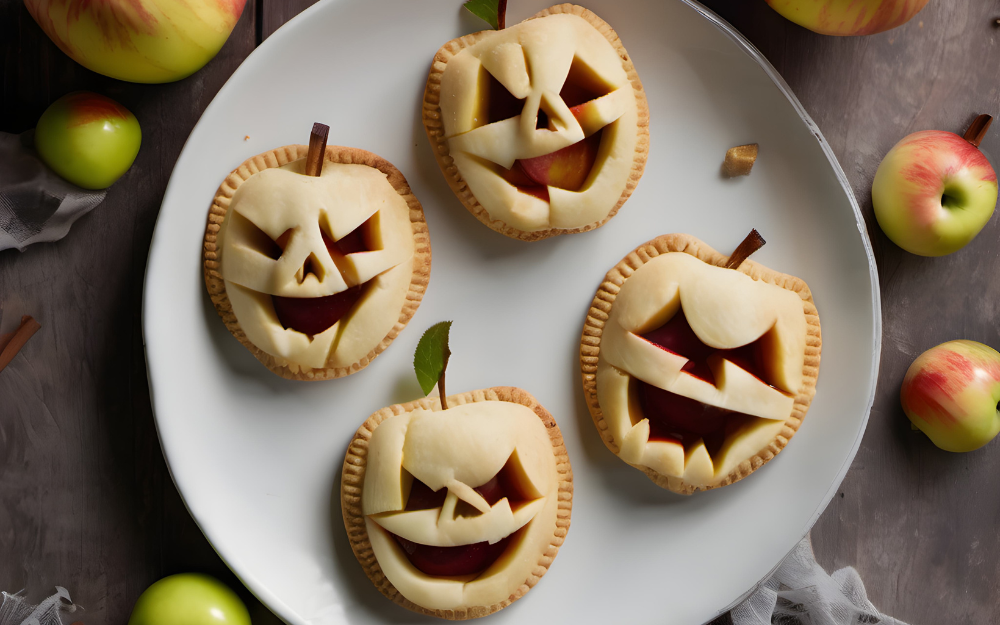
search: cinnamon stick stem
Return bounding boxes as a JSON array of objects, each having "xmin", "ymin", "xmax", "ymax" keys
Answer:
[
  {"xmin": 0, "ymin": 315, "xmax": 41, "ymax": 374},
  {"xmin": 964, "ymin": 114, "xmax": 993, "ymax": 148},
  {"xmin": 725, "ymin": 229, "xmax": 766, "ymax": 269},
  {"xmin": 306, "ymin": 122, "xmax": 330, "ymax": 177}
]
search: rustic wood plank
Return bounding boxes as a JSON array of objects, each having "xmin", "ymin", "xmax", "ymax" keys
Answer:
[
  {"xmin": 0, "ymin": 2, "xmax": 280, "ymax": 624},
  {"xmin": 701, "ymin": 2, "xmax": 1000, "ymax": 623}
]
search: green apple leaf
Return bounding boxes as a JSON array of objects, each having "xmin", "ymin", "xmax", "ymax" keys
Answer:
[
  {"xmin": 463, "ymin": 0, "xmax": 507, "ymax": 30},
  {"xmin": 414, "ymin": 321, "xmax": 453, "ymax": 400}
]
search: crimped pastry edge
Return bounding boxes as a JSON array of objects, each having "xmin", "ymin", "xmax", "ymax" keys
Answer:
[
  {"xmin": 341, "ymin": 386, "xmax": 574, "ymax": 619},
  {"xmin": 421, "ymin": 3, "xmax": 650, "ymax": 242},
  {"xmin": 202, "ymin": 144, "xmax": 431, "ymax": 381},
  {"xmin": 579, "ymin": 233, "xmax": 822, "ymax": 495}
]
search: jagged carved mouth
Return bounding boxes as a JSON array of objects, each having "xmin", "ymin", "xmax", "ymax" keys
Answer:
[
  {"xmin": 631, "ymin": 307, "xmax": 791, "ymax": 458},
  {"xmin": 371, "ymin": 454, "xmax": 544, "ymax": 577}
]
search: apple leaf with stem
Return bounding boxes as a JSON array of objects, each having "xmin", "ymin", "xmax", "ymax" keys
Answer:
[
  {"xmin": 414, "ymin": 321, "xmax": 453, "ymax": 409},
  {"xmin": 724, "ymin": 229, "xmax": 766, "ymax": 270},
  {"xmin": 463, "ymin": 0, "xmax": 507, "ymax": 30}
]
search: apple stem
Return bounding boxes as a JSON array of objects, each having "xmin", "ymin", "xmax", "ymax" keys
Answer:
[
  {"xmin": 438, "ymin": 369, "xmax": 449, "ymax": 410},
  {"xmin": 0, "ymin": 315, "xmax": 41, "ymax": 374},
  {"xmin": 498, "ymin": 0, "xmax": 507, "ymax": 29},
  {"xmin": 963, "ymin": 114, "xmax": 993, "ymax": 148},
  {"xmin": 306, "ymin": 122, "xmax": 330, "ymax": 176},
  {"xmin": 725, "ymin": 229, "xmax": 766, "ymax": 270}
]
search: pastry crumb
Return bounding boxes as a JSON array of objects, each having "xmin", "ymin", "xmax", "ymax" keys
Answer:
[{"xmin": 723, "ymin": 144, "xmax": 759, "ymax": 177}]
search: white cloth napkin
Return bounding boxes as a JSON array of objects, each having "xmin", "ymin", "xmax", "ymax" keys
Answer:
[
  {"xmin": 0, "ymin": 131, "xmax": 106, "ymax": 252},
  {"xmin": 0, "ymin": 587, "xmax": 75, "ymax": 625},
  {"xmin": 732, "ymin": 535, "xmax": 908, "ymax": 625}
]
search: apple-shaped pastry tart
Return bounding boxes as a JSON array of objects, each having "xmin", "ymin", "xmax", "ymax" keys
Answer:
[
  {"xmin": 203, "ymin": 130, "xmax": 430, "ymax": 380},
  {"xmin": 423, "ymin": 3, "xmax": 649, "ymax": 241},
  {"xmin": 342, "ymin": 386, "xmax": 573, "ymax": 618},
  {"xmin": 581, "ymin": 233, "xmax": 821, "ymax": 494}
]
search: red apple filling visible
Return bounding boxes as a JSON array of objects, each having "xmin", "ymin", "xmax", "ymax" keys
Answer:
[
  {"xmin": 486, "ymin": 68, "xmax": 609, "ymax": 196},
  {"xmin": 388, "ymin": 466, "xmax": 532, "ymax": 577},
  {"xmin": 636, "ymin": 309, "xmax": 783, "ymax": 453},
  {"xmin": 267, "ymin": 220, "xmax": 372, "ymax": 336}
]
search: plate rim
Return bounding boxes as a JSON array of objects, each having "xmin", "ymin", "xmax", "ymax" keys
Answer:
[{"xmin": 142, "ymin": 1, "xmax": 883, "ymax": 623}]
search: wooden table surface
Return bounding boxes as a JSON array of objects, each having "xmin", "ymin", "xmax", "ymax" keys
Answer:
[{"xmin": 2, "ymin": 1, "xmax": 998, "ymax": 623}]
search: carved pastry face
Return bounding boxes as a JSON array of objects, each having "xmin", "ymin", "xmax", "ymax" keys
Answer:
[
  {"xmin": 591, "ymin": 249, "xmax": 819, "ymax": 491},
  {"xmin": 360, "ymin": 400, "xmax": 561, "ymax": 613},
  {"xmin": 216, "ymin": 158, "xmax": 416, "ymax": 372},
  {"xmin": 429, "ymin": 6, "xmax": 647, "ymax": 237}
]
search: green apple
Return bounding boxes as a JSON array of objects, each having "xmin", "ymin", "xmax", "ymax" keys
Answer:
[
  {"xmin": 35, "ymin": 91, "xmax": 141, "ymax": 190},
  {"xmin": 872, "ymin": 130, "xmax": 998, "ymax": 256},
  {"xmin": 128, "ymin": 573, "xmax": 251, "ymax": 625},
  {"xmin": 900, "ymin": 340, "xmax": 1000, "ymax": 453}
]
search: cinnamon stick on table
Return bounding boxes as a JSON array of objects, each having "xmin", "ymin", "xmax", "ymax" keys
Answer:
[{"xmin": 0, "ymin": 315, "xmax": 41, "ymax": 374}]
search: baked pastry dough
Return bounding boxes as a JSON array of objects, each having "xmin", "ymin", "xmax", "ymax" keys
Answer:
[
  {"xmin": 581, "ymin": 234, "xmax": 821, "ymax": 494},
  {"xmin": 342, "ymin": 387, "xmax": 572, "ymax": 619},
  {"xmin": 423, "ymin": 3, "xmax": 649, "ymax": 241},
  {"xmin": 203, "ymin": 145, "xmax": 430, "ymax": 380}
]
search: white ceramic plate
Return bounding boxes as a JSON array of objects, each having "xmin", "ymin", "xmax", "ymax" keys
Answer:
[{"xmin": 144, "ymin": 1, "xmax": 881, "ymax": 623}]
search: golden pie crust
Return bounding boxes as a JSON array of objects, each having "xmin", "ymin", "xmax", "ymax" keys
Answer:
[
  {"xmin": 341, "ymin": 387, "xmax": 573, "ymax": 619},
  {"xmin": 580, "ymin": 234, "xmax": 822, "ymax": 494},
  {"xmin": 202, "ymin": 145, "xmax": 431, "ymax": 380},
  {"xmin": 422, "ymin": 3, "xmax": 650, "ymax": 242}
]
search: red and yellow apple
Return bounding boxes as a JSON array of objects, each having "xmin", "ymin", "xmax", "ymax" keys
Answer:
[
  {"xmin": 24, "ymin": 0, "xmax": 246, "ymax": 83},
  {"xmin": 901, "ymin": 340, "xmax": 1000, "ymax": 453},
  {"xmin": 871, "ymin": 130, "xmax": 997, "ymax": 257},
  {"xmin": 35, "ymin": 91, "xmax": 141, "ymax": 190},
  {"xmin": 765, "ymin": 0, "xmax": 929, "ymax": 36}
]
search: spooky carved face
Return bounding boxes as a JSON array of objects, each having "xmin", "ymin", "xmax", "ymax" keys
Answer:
[
  {"xmin": 205, "ymin": 148, "xmax": 428, "ymax": 379},
  {"xmin": 343, "ymin": 389, "xmax": 572, "ymax": 617},
  {"xmin": 426, "ymin": 5, "xmax": 648, "ymax": 239},
  {"xmin": 583, "ymin": 235, "xmax": 821, "ymax": 493}
]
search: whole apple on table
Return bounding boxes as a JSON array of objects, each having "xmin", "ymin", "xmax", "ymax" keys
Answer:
[
  {"xmin": 24, "ymin": 0, "xmax": 247, "ymax": 83},
  {"xmin": 34, "ymin": 92, "xmax": 142, "ymax": 190},
  {"xmin": 872, "ymin": 115, "xmax": 998, "ymax": 257},
  {"xmin": 765, "ymin": 0, "xmax": 929, "ymax": 36},
  {"xmin": 901, "ymin": 341, "xmax": 1000, "ymax": 453}
]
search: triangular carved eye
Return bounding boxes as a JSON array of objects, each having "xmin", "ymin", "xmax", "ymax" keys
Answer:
[
  {"xmin": 559, "ymin": 56, "xmax": 615, "ymax": 108},
  {"xmin": 230, "ymin": 211, "xmax": 290, "ymax": 260},
  {"xmin": 487, "ymin": 72, "xmax": 524, "ymax": 124}
]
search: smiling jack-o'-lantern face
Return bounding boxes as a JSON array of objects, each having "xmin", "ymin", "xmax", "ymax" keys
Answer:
[
  {"xmin": 203, "ymin": 145, "xmax": 430, "ymax": 380},
  {"xmin": 423, "ymin": 4, "xmax": 649, "ymax": 241},
  {"xmin": 581, "ymin": 234, "xmax": 821, "ymax": 494},
  {"xmin": 342, "ymin": 387, "xmax": 572, "ymax": 619}
]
